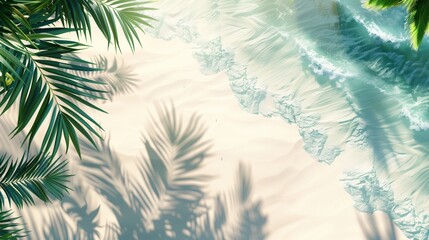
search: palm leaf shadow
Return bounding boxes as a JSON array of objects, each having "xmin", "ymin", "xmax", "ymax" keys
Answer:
[
  {"xmin": 69, "ymin": 55, "xmax": 139, "ymax": 102},
  {"xmin": 63, "ymin": 104, "xmax": 267, "ymax": 239},
  {"xmin": 197, "ymin": 162, "xmax": 267, "ymax": 240},
  {"xmin": 41, "ymin": 208, "xmax": 73, "ymax": 240},
  {"xmin": 78, "ymin": 135, "xmax": 143, "ymax": 239},
  {"xmin": 136, "ymin": 105, "xmax": 213, "ymax": 239},
  {"xmin": 357, "ymin": 212, "xmax": 398, "ymax": 240},
  {"xmin": 61, "ymin": 187, "xmax": 101, "ymax": 240}
]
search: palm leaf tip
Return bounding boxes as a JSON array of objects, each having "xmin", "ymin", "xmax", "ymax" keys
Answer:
[
  {"xmin": 365, "ymin": 0, "xmax": 402, "ymax": 9},
  {"xmin": 0, "ymin": 210, "xmax": 24, "ymax": 240},
  {"xmin": 78, "ymin": 0, "xmax": 156, "ymax": 51},
  {"xmin": 365, "ymin": 0, "xmax": 429, "ymax": 49},
  {"xmin": 0, "ymin": 153, "xmax": 70, "ymax": 209},
  {"xmin": 408, "ymin": 0, "xmax": 429, "ymax": 49}
]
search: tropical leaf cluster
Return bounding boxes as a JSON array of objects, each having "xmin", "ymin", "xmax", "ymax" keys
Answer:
[
  {"xmin": 0, "ymin": 0, "xmax": 153, "ymax": 157},
  {"xmin": 365, "ymin": 0, "xmax": 429, "ymax": 49},
  {"xmin": 18, "ymin": 105, "xmax": 267, "ymax": 239},
  {"xmin": 0, "ymin": 0, "xmax": 153, "ymax": 238},
  {"xmin": 0, "ymin": 210, "xmax": 23, "ymax": 239},
  {"xmin": 0, "ymin": 149, "xmax": 71, "ymax": 239}
]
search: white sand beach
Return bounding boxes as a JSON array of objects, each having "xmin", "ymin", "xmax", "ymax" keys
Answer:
[{"xmin": 87, "ymin": 36, "xmax": 408, "ymax": 240}]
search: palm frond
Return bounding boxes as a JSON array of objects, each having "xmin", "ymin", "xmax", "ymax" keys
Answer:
[
  {"xmin": 366, "ymin": 0, "xmax": 402, "ymax": 9},
  {"xmin": 365, "ymin": 0, "xmax": 429, "ymax": 49},
  {"xmin": 82, "ymin": 0, "xmax": 155, "ymax": 50},
  {"xmin": 0, "ymin": 20, "xmax": 107, "ymax": 157},
  {"xmin": 49, "ymin": 0, "xmax": 155, "ymax": 50},
  {"xmin": 0, "ymin": 0, "xmax": 154, "ymax": 157},
  {"xmin": 0, "ymin": 153, "xmax": 70, "ymax": 209},
  {"xmin": 407, "ymin": 0, "xmax": 429, "ymax": 49},
  {"xmin": 0, "ymin": 1, "xmax": 154, "ymax": 238},
  {"xmin": 0, "ymin": 210, "xmax": 24, "ymax": 240}
]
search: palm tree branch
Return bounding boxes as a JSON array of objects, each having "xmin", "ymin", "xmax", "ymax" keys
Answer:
[
  {"xmin": 0, "ymin": 153, "xmax": 71, "ymax": 209},
  {"xmin": 0, "ymin": 35, "xmax": 106, "ymax": 157},
  {"xmin": 82, "ymin": 0, "xmax": 155, "ymax": 50},
  {"xmin": 0, "ymin": 210, "xmax": 24, "ymax": 240},
  {"xmin": 365, "ymin": 0, "xmax": 429, "ymax": 49}
]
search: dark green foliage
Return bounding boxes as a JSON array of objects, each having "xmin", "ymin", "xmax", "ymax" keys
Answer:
[
  {"xmin": 408, "ymin": 0, "xmax": 429, "ymax": 48},
  {"xmin": 81, "ymin": 0, "xmax": 155, "ymax": 51},
  {"xmin": 0, "ymin": 153, "xmax": 70, "ymax": 208},
  {"xmin": 0, "ymin": 210, "xmax": 23, "ymax": 240},
  {"xmin": 366, "ymin": 0, "xmax": 402, "ymax": 8},
  {"xmin": 0, "ymin": 0, "xmax": 154, "ymax": 157},
  {"xmin": 365, "ymin": 0, "xmax": 429, "ymax": 49},
  {"xmin": 0, "ymin": 1, "xmax": 153, "ymax": 238}
]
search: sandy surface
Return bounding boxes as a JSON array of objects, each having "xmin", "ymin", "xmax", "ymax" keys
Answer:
[{"xmin": 85, "ymin": 36, "xmax": 408, "ymax": 239}]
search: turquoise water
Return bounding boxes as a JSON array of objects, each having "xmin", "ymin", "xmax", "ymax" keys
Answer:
[{"xmin": 147, "ymin": 1, "xmax": 429, "ymax": 239}]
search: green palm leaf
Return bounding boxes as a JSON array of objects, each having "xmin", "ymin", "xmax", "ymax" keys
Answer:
[
  {"xmin": 0, "ymin": 5, "xmax": 107, "ymax": 157},
  {"xmin": 365, "ymin": 0, "xmax": 429, "ymax": 49},
  {"xmin": 82, "ymin": 0, "xmax": 155, "ymax": 51},
  {"xmin": 407, "ymin": 0, "xmax": 429, "ymax": 49},
  {"xmin": 366, "ymin": 0, "xmax": 402, "ymax": 9},
  {"xmin": 0, "ymin": 153, "xmax": 70, "ymax": 209},
  {"xmin": 0, "ymin": 41, "xmax": 106, "ymax": 157},
  {"xmin": 0, "ymin": 1, "xmax": 154, "ymax": 238},
  {"xmin": 0, "ymin": 210, "xmax": 24, "ymax": 240},
  {"xmin": 0, "ymin": 0, "xmax": 154, "ymax": 157},
  {"xmin": 49, "ymin": 0, "xmax": 155, "ymax": 50}
]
